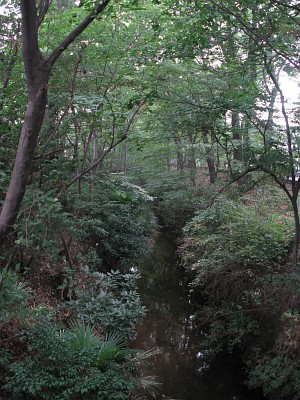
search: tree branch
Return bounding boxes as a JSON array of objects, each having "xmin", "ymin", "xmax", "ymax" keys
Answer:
[
  {"xmin": 210, "ymin": 0, "xmax": 300, "ymax": 70},
  {"xmin": 58, "ymin": 134, "xmax": 128, "ymax": 196},
  {"xmin": 20, "ymin": 0, "xmax": 44, "ymax": 77},
  {"xmin": 47, "ymin": 0, "xmax": 112, "ymax": 66},
  {"xmin": 41, "ymin": 43, "xmax": 86, "ymax": 154},
  {"xmin": 264, "ymin": 58, "xmax": 296, "ymax": 195},
  {"xmin": 58, "ymin": 98, "xmax": 147, "ymax": 196},
  {"xmin": 34, "ymin": 146, "xmax": 66, "ymax": 160},
  {"xmin": 37, "ymin": 0, "xmax": 53, "ymax": 27}
]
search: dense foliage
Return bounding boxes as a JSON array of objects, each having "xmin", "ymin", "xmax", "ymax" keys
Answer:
[
  {"xmin": 0, "ymin": 266, "xmax": 155, "ymax": 399},
  {"xmin": 67, "ymin": 175, "xmax": 156, "ymax": 270},
  {"xmin": 0, "ymin": 176, "xmax": 156, "ymax": 398},
  {"xmin": 68, "ymin": 270, "xmax": 146, "ymax": 338},
  {"xmin": 1, "ymin": 0, "xmax": 300, "ymax": 398},
  {"xmin": 179, "ymin": 190, "xmax": 300, "ymax": 398},
  {"xmin": 5, "ymin": 321, "xmax": 136, "ymax": 400}
]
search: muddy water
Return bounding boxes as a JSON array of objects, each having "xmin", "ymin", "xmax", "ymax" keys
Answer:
[{"xmin": 132, "ymin": 232, "xmax": 264, "ymax": 400}]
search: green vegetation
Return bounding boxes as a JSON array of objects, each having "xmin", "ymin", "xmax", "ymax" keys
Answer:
[
  {"xmin": 1, "ymin": 0, "xmax": 300, "ymax": 398},
  {"xmin": 5, "ymin": 321, "xmax": 135, "ymax": 400},
  {"xmin": 0, "ymin": 264, "xmax": 156, "ymax": 399},
  {"xmin": 179, "ymin": 190, "xmax": 300, "ymax": 398},
  {"xmin": 0, "ymin": 176, "xmax": 156, "ymax": 399}
]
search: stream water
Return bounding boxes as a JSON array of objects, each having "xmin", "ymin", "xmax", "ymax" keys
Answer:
[{"xmin": 132, "ymin": 231, "xmax": 264, "ymax": 400}]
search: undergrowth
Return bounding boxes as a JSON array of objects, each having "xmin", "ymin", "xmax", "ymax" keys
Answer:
[{"xmin": 180, "ymin": 188, "xmax": 300, "ymax": 399}]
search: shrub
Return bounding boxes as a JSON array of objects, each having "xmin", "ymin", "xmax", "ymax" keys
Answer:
[
  {"xmin": 4, "ymin": 320, "xmax": 136, "ymax": 400},
  {"xmin": 68, "ymin": 270, "xmax": 146, "ymax": 339},
  {"xmin": 180, "ymin": 196, "xmax": 291, "ymax": 290},
  {"xmin": 144, "ymin": 171, "xmax": 201, "ymax": 230},
  {"xmin": 246, "ymin": 275, "xmax": 300, "ymax": 399},
  {"xmin": 0, "ymin": 267, "xmax": 30, "ymax": 326},
  {"xmin": 16, "ymin": 188, "xmax": 69, "ymax": 259},
  {"xmin": 67, "ymin": 175, "xmax": 156, "ymax": 270},
  {"xmin": 180, "ymin": 194, "xmax": 299, "ymax": 398}
]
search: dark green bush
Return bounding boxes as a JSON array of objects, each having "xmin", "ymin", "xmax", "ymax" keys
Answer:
[
  {"xmin": 181, "ymin": 196, "xmax": 291, "ymax": 289},
  {"xmin": 67, "ymin": 175, "xmax": 156, "ymax": 270},
  {"xmin": 4, "ymin": 320, "xmax": 136, "ymax": 400},
  {"xmin": 68, "ymin": 270, "xmax": 146, "ymax": 339},
  {"xmin": 179, "ymin": 195, "xmax": 297, "ymax": 398},
  {"xmin": 16, "ymin": 189, "xmax": 69, "ymax": 260},
  {"xmin": 0, "ymin": 267, "xmax": 30, "ymax": 325},
  {"xmin": 245, "ymin": 273, "xmax": 300, "ymax": 399},
  {"xmin": 144, "ymin": 171, "xmax": 201, "ymax": 230}
]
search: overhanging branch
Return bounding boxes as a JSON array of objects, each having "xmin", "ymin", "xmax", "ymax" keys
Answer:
[{"xmin": 48, "ymin": 0, "xmax": 111, "ymax": 66}]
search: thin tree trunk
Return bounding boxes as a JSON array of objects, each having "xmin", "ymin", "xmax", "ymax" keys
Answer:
[
  {"xmin": 0, "ymin": 4, "xmax": 51, "ymax": 242},
  {"xmin": 232, "ymin": 111, "xmax": 243, "ymax": 162},
  {"xmin": 0, "ymin": 88, "xmax": 50, "ymax": 240},
  {"xmin": 291, "ymin": 197, "xmax": 300, "ymax": 264},
  {"xmin": 187, "ymin": 133, "xmax": 196, "ymax": 186},
  {"xmin": 203, "ymin": 131, "xmax": 217, "ymax": 184},
  {"xmin": 174, "ymin": 137, "xmax": 185, "ymax": 171}
]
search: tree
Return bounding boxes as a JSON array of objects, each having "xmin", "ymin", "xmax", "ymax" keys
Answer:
[
  {"xmin": 0, "ymin": 0, "xmax": 112, "ymax": 243},
  {"xmin": 160, "ymin": 0, "xmax": 300, "ymax": 263}
]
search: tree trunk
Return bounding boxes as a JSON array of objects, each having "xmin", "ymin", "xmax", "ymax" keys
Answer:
[
  {"xmin": 0, "ymin": 48, "xmax": 51, "ymax": 242},
  {"xmin": 187, "ymin": 133, "xmax": 196, "ymax": 186},
  {"xmin": 291, "ymin": 197, "xmax": 300, "ymax": 264},
  {"xmin": 203, "ymin": 131, "xmax": 217, "ymax": 184},
  {"xmin": 174, "ymin": 137, "xmax": 185, "ymax": 171},
  {"xmin": 232, "ymin": 110, "xmax": 243, "ymax": 162}
]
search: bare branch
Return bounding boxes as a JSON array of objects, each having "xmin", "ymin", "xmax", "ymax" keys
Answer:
[
  {"xmin": 34, "ymin": 146, "xmax": 66, "ymax": 160},
  {"xmin": 58, "ymin": 134, "xmax": 128, "ymax": 196},
  {"xmin": 217, "ymin": 166, "xmax": 260, "ymax": 196}
]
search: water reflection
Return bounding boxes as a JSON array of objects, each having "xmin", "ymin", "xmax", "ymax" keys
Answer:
[{"xmin": 132, "ymin": 232, "xmax": 264, "ymax": 400}]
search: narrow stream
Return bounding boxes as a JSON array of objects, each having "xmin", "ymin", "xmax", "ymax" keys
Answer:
[{"xmin": 132, "ymin": 231, "xmax": 264, "ymax": 400}]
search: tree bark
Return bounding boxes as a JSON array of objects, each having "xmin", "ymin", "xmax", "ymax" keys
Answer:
[
  {"xmin": 187, "ymin": 132, "xmax": 196, "ymax": 186},
  {"xmin": 174, "ymin": 137, "xmax": 185, "ymax": 171},
  {"xmin": 232, "ymin": 111, "xmax": 242, "ymax": 162}
]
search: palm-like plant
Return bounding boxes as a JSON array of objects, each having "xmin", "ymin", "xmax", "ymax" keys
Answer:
[
  {"xmin": 69, "ymin": 321, "xmax": 162, "ymax": 398},
  {"xmin": 68, "ymin": 320, "xmax": 99, "ymax": 354},
  {"xmin": 68, "ymin": 320, "xmax": 132, "ymax": 366},
  {"xmin": 129, "ymin": 348, "xmax": 162, "ymax": 399}
]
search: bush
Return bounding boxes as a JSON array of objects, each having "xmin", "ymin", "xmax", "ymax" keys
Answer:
[
  {"xmin": 1, "ymin": 269, "xmax": 151, "ymax": 400},
  {"xmin": 180, "ymin": 196, "xmax": 291, "ymax": 290},
  {"xmin": 66, "ymin": 175, "xmax": 156, "ymax": 270},
  {"xmin": 4, "ymin": 320, "xmax": 136, "ymax": 400},
  {"xmin": 16, "ymin": 189, "xmax": 69, "ymax": 260},
  {"xmin": 248, "ymin": 353, "xmax": 300, "ymax": 400},
  {"xmin": 179, "ymin": 194, "xmax": 300, "ymax": 398},
  {"xmin": 0, "ymin": 267, "xmax": 30, "ymax": 326},
  {"xmin": 144, "ymin": 171, "xmax": 201, "ymax": 230},
  {"xmin": 245, "ymin": 274, "xmax": 300, "ymax": 399},
  {"xmin": 68, "ymin": 270, "xmax": 146, "ymax": 339}
]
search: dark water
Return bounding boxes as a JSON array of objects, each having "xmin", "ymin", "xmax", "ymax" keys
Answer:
[{"xmin": 132, "ymin": 232, "xmax": 264, "ymax": 400}]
